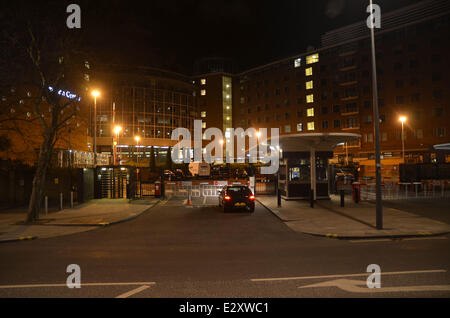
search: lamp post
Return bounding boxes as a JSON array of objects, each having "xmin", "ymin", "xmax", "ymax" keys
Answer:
[
  {"xmin": 399, "ymin": 116, "xmax": 407, "ymax": 162},
  {"xmin": 135, "ymin": 135, "xmax": 140, "ymax": 164},
  {"xmin": 114, "ymin": 125, "xmax": 122, "ymax": 165},
  {"xmin": 91, "ymin": 90, "xmax": 100, "ymax": 167},
  {"xmin": 369, "ymin": 0, "xmax": 383, "ymax": 229}
]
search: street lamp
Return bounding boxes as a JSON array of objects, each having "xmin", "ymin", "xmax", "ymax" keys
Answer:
[
  {"xmin": 134, "ymin": 135, "xmax": 141, "ymax": 163},
  {"xmin": 114, "ymin": 125, "xmax": 122, "ymax": 165},
  {"xmin": 91, "ymin": 90, "xmax": 100, "ymax": 166},
  {"xmin": 399, "ymin": 116, "xmax": 407, "ymax": 162},
  {"xmin": 368, "ymin": 0, "xmax": 383, "ymax": 229}
]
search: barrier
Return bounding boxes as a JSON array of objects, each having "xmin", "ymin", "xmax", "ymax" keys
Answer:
[{"xmin": 358, "ymin": 179, "xmax": 450, "ymax": 201}]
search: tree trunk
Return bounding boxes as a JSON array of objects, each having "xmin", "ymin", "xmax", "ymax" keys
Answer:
[{"xmin": 26, "ymin": 133, "xmax": 54, "ymax": 223}]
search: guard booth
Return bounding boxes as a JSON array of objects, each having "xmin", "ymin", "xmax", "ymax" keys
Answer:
[
  {"xmin": 95, "ymin": 166, "xmax": 134, "ymax": 199},
  {"xmin": 277, "ymin": 133, "xmax": 360, "ymax": 200}
]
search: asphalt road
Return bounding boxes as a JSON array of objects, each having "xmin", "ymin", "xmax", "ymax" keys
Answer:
[{"xmin": 0, "ymin": 196, "xmax": 449, "ymax": 298}]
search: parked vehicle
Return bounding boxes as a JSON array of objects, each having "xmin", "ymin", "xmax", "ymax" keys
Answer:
[
  {"xmin": 218, "ymin": 185, "xmax": 255, "ymax": 213},
  {"xmin": 189, "ymin": 162, "xmax": 210, "ymax": 177}
]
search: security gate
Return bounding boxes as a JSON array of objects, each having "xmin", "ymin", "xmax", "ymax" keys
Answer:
[{"xmin": 97, "ymin": 167, "xmax": 129, "ymax": 199}]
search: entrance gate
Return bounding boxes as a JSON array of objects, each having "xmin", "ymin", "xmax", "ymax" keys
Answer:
[{"xmin": 97, "ymin": 167, "xmax": 129, "ymax": 199}]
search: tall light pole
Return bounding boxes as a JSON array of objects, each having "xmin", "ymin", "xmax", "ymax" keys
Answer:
[
  {"xmin": 369, "ymin": 0, "xmax": 383, "ymax": 229},
  {"xmin": 135, "ymin": 135, "xmax": 141, "ymax": 164},
  {"xmin": 399, "ymin": 116, "xmax": 407, "ymax": 162},
  {"xmin": 91, "ymin": 90, "xmax": 100, "ymax": 167},
  {"xmin": 114, "ymin": 125, "xmax": 122, "ymax": 165}
]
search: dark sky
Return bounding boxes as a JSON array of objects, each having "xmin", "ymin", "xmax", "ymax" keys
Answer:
[{"xmin": 9, "ymin": 0, "xmax": 426, "ymax": 74}]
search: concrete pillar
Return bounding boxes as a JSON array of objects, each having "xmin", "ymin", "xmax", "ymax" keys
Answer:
[{"xmin": 310, "ymin": 147, "xmax": 316, "ymax": 201}]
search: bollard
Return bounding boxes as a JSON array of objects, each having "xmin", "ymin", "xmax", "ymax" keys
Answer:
[
  {"xmin": 277, "ymin": 188, "xmax": 281, "ymax": 207},
  {"xmin": 340, "ymin": 190, "xmax": 345, "ymax": 207},
  {"xmin": 45, "ymin": 196, "xmax": 48, "ymax": 216},
  {"xmin": 70, "ymin": 191, "xmax": 74, "ymax": 208},
  {"xmin": 310, "ymin": 190, "xmax": 314, "ymax": 208},
  {"xmin": 441, "ymin": 181, "xmax": 444, "ymax": 198},
  {"xmin": 355, "ymin": 187, "xmax": 359, "ymax": 203},
  {"xmin": 59, "ymin": 193, "xmax": 63, "ymax": 211}
]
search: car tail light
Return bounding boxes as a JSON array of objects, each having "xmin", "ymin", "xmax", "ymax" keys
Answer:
[
  {"xmin": 224, "ymin": 195, "xmax": 231, "ymax": 200},
  {"xmin": 249, "ymin": 195, "xmax": 255, "ymax": 200}
]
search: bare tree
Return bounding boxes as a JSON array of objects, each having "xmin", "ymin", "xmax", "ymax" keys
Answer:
[{"xmin": 0, "ymin": 3, "xmax": 91, "ymax": 222}]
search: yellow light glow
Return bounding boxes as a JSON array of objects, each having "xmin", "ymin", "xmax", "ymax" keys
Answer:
[
  {"xmin": 135, "ymin": 136, "xmax": 141, "ymax": 142},
  {"xmin": 219, "ymin": 139, "xmax": 224, "ymax": 145},
  {"xmin": 399, "ymin": 116, "xmax": 407, "ymax": 123},
  {"xmin": 114, "ymin": 125, "xmax": 122, "ymax": 134},
  {"xmin": 256, "ymin": 131, "xmax": 261, "ymax": 138},
  {"xmin": 91, "ymin": 90, "xmax": 100, "ymax": 97}
]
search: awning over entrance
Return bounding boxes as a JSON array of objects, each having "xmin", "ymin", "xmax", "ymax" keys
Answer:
[
  {"xmin": 433, "ymin": 143, "xmax": 450, "ymax": 151},
  {"xmin": 278, "ymin": 132, "xmax": 361, "ymax": 152}
]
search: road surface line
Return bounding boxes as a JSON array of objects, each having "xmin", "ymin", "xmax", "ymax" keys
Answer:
[
  {"xmin": 115, "ymin": 285, "xmax": 151, "ymax": 298},
  {"xmin": 251, "ymin": 269, "xmax": 447, "ymax": 282},
  {"xmin": 0, "ymin": 282, "xmax": 156, "ymax": 289},
  {"xmin": 299, "ymin": 279, "xmax": 450, "ymax": 293}
]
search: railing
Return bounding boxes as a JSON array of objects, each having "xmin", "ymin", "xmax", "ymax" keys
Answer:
[{"xmin": 359, "ymin": 180, "xmax": 450, "ymax": 200}]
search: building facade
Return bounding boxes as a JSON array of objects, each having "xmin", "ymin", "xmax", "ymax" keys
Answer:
[{"xmin": 88, "ymin": 1, "xmax": 450, "ymax": 174}]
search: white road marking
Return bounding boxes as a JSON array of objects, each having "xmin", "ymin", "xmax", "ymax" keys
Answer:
[
  {"xmin": 115, "ymin": 285, "xmax": 151, "ymax": 298},
  {"xmin": 251, "ymin": 269, "xmax": 447, "ymax": 282},
  {"xmin": 0, "ymin": 282, "xmax": 156, "ymax": 289},
  {"xmin": 349, "ymin": 236, "xmax": 448, "ymax": 243},
  {"xmin": 299, "ymin": 278, "xmax": 450, "ymax": 293}
]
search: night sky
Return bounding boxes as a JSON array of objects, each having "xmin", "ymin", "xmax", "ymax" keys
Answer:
[{"xmin": 6, "ymin": 0, "xmax": 424, "ymax": 74}]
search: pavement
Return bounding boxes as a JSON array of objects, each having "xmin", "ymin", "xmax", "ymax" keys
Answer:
[
  {"xmin": 0, "ymin": 198, "xmax": 160, "ymax": 243},
  {"xmin": 257, "ymin": 194, "xmax": 450, "ymax": 239}
]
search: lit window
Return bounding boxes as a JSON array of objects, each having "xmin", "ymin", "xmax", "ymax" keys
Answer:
[
  {"xmin": 202, "ymin": 122, "xmax": 206, "ymax": 129},
  {"xmin": 305, "ymin": 67, "xmax": 313, "ymax": 76},
  {"xmin": 285, "ymin": 125, "xmax": 291, "ymax": 133},
  {"xmin": 306, "ymin": 81, "xmax": 313, "ymax": 90},
  {"xmin": 201, "ymin": 111, "xmax": 206, "ymax": 118},
  {"xmin": 294, "ymin": 58, "xmax": 302, "ymax": 68},
  {"xmin": 201, "ymin": 89, "xmax": 206, "ymax": 96},
  {"xmin": 201, "ymin": 78, "xmax": 206, "ymax": 85},
  {"xmin": 306, "ymin": 94, "xmax": 314, "ymax": 103},
  {"xmin": 307, "ymin": 108, "xmax": 314, "ymax": 117},
  {"xmin": 307, "ymin": 122, "xmax": 315, "ymax": 131},
  {"xmin": 297, "ymin": 123, "xmax": 303, "ymax": 132},
  {"xmin": 306, "ymin": 53, "xmax": 319, "ymax": 64}
]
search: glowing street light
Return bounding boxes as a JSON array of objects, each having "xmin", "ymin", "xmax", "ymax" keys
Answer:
[
  {"xmin": 91, "ymin": 90, "xmax": 100, "ymax": 166},
  {"xmin": 114, "ymin": 125, "xmax": 122, "ymax": 135},
  {"xmin": 399, "ymin": 116, "xmax": 407, "ymax": 162}
]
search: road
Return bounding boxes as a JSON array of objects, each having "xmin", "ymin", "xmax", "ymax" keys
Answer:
[{"xmin": 0, "ymin": 196, "xmax": 449, "ymax": 298}]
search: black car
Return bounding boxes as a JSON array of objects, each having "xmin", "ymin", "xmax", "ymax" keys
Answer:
[{"xmin": 218, "ymin": 185, "xmax": 255, "ymax": 213}]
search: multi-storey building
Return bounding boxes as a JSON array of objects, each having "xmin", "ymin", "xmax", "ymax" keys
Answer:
[
  {"xmin": 87, "ymin": 0, "xmax": 449, "ymax": 176},
  {"xmin": 90, "ymin": 64, "xmax": 197, "ymax": 164}
]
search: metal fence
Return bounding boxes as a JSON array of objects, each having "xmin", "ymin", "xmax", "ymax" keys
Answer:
[
  {"xmin": 133, "ymin": 180, "xmax": 251, "ymax": 199},
  {"xmin": 359, "ymin": 180, "xmax": 450, "ymax": 200}
]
